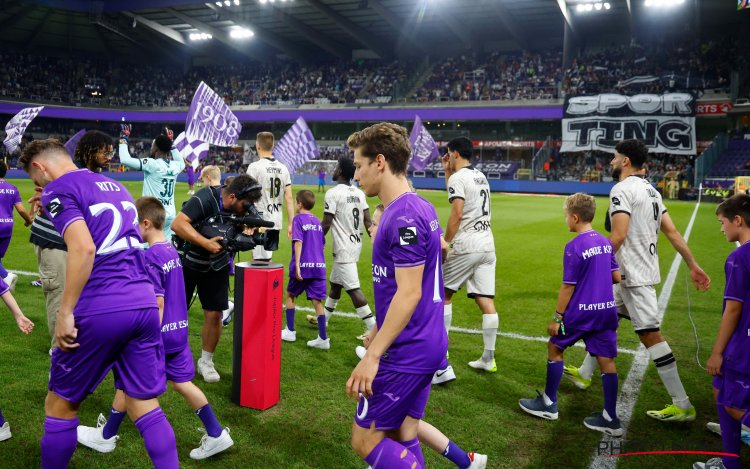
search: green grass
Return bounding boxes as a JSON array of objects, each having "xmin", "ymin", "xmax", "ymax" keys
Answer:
[{"xmin": 0, "ymin": 178, "xmax": 744, "ymax": 468}]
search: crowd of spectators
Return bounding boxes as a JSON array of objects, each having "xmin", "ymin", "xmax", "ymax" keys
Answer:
[{"xmin": 0, "ymin": 37, "xmax": 741, "ymax": 109}]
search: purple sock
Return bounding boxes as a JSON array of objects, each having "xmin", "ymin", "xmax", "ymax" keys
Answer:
[
  {"xmin": 102, "ymin": 407, "xmax": 126, "ymax": 439},
  {"xmin": 41, "ymin": 416, "xmax": 79, "ymax": 469},
  {"xmin": 601, "ymin": 373, "xmax": 618, "ymax": 420},
  {"xmin": 363, "ymin": 437, "xmax": 420, "ymax": 469},
  {"xmin": 196, "ymin": 403, "xmax": 223, "ymax": 438},
  {"xmin": 402, "ymin": 437, "xmax": 423, "ymax": 468},
  {"xmin": 286, "ymin": 308, "xmax": 295, "ymax": 331},
  {"xmin": 442, "ymin": 440, "xmax": 471, "ymax": 469},
  {"xmin": 718, "ymin": 405, "xmax": 742, "ymax": 469},
  {"xmin": 545, "ymin": 360, "xmax": 564, "ymax": 403},
  {"xmin": 0, "ymin": 407, "xmax": 5, "ymax": 426},
  {"xmin": 134, "ymin": 408, "xmax": 178, "ymax": 469},
  {"xmin": 317, "ymin": 315, "xmax": 327, "ymax": 340}
]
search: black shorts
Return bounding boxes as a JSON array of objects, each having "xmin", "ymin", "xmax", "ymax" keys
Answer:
[
  {"xmin": 183, "ymin": 265, "xmax": 230, "ymax": 312},
  {"xmin": 264, "ymin": 229, "xmax": 280, "ymax": 251}
]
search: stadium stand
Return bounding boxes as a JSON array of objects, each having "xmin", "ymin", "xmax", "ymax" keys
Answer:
[{"xmin": 707, "ymin": 139, "xmax": 750, "ymax": 178}]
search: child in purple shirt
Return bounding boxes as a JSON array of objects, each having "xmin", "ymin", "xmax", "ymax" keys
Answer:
[
  {"xmin": 76, "ymin": 197, "xmax": 234, "ymax": 460},
  {"xmin": 281, "ymin": 190, "xmax": 328, "ymax": 349},
  {"xmin": 520, "ymin": 193, "xmax": 623, "ymax": 437},
  {"xmin": 696, "ymin": 194, "xmax": 750, "ymax": 469},
  {"xmin": 0, "ymin": 161, "xmax": 33, "ymax": 290}
]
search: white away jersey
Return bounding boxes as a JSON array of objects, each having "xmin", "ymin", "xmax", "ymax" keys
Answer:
[
  {"xmin": 609, "ymin": 175, "xmax": 667, "ymax": 287},
  {"xmin": 246, "ymin": 158, "xmax": 291, "ymax": 230},
  {"xmin": 447, "ymin": 167, "xmax": 495, "ymax": 254},
  {"xmin": 324, "ymin": 183, "xmax": 368, "ymax": 263}
]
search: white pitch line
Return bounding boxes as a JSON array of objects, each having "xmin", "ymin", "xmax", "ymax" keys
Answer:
[
  {"xmin": 589, "ymin": 199, "xmax": 702, "ymax": 469},
  {"xmin": 295, "ymin": 306, "xmax": 638, "ymax": 356},
  {"xmin": 9, "ymin": 270, "xmax": 39, "ymax": 277}
]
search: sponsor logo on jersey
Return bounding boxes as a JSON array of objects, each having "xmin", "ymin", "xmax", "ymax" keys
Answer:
[
  {"xmin": 448, "ymin": 187, "xmax": 455, "ymax": 194},
  {"xmin": 611, "ymin": 196, "xmax": 621, "ymax": 206},
  {"xmin": 46, "ymin": 198, "xmax": 63, "ymax": 218},
  {"xmin": 399, "ymin": 227, "xmax": 418, "ymax": 245}
]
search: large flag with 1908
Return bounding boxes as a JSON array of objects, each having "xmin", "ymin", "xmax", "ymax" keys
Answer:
[
  {"xmin": 408, "ymin": 115, "xmax": 440, "ymax": 172},
  {"xmin": 186, "ymin": 81, "xmax": 241, "ymax": 147},
  {"xmin": 3, "ymin": 106, "xmax": 44, "ymax": 154},
  {"xmin": 273, "ymin": 116, "xmax": 319, "ymax": 174}
]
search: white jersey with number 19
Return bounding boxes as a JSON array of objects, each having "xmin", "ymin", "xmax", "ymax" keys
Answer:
[
  {"xmin": 608, "ymin": 175, "xmax": 666, "ymax": 287},
  {"xmin": 324, "ymin": 183, "xmax": 368, "ymax": 263},
  {"xmin": 246, "ymin": 158, "xmax": 291, "ymax": 230}
]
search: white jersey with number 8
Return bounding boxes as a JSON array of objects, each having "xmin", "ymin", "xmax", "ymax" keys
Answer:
[
  {"xmin": 324, "ymin": 184, "xmax": 368, "ymax": 263},
  {"xmin": 609, "ymin": 175, "xmax": 666, "ymax": 287},
  {"xmin": 246, "ymin": 158, "xmax": 291, "ymax": 230}
]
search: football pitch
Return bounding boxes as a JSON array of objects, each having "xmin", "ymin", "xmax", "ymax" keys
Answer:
[{"xmin": 0, "ymin": 178, "xmax": 744, "ymax": 468}]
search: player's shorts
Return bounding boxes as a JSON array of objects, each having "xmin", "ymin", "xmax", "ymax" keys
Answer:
[
  {"xmin": 354, "ymin": 370, "xmax": 433, "ymax": 431},
  {"xmin": 287, "ymin": 277, "xmax": 326, "ymax": 301},
  {"xmin": 613, "ymin": 284, "xmax": 660, "ymax": 332},
  {"xmin": 318, "ymin": 178, "xmax": 325, "ymax": 186},
  {"xmin": 253, "ymin": 229, "xmax": 280, "ymax": 260},
  {"xmin": 164, "ymin": 344, "xmax": 195, "ymax": 384},
  {"xmin": 716, "ymin": 368, "xmax": 750, "ymax": 412},
  {"xmin": 329, "ymin": 262, "xmax": 360, "ymax": 291},
  {"xmin": 443, "ymin": 251, "xmax": 496, "ymax": 298},
  {"xmin": 550, "ymin": 327, "xmax": 618, "ymax": 358},
  {"xmin": 183, "ymin": 265, "xmax": 230, "ymax": 311},
  {"xmin": 50, "ymin": 308, "xmax": 166, "ymax": 404}
]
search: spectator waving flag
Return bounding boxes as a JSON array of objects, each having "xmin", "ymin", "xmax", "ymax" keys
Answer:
[
  {"xmin": 408, "ymin": 115, "xmax": 440, "ymax": 172},
  {"xmin": 185, "ymin": 81, "xmax": 241, "ymax": 147},
  {"xmin": 63, "ymin": 129, "xmax": 86, "ymax": 158},
  {"xmin": 273, "ymin": 117, "xmax": 319, "ymax": 174},
  {"xmin": 3, "ymin": 106, "xmax": 44, "ymax": 154},
  {"xmin": 174, "ymin": 132, "xmax": 209, "ymax": 170}
]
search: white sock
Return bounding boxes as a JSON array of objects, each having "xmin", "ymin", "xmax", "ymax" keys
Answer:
[
  {"xmin": 648, "ymin": 341, "xmax": 691, "ymax": 409},
  {"xmin": 201, "ymin": 350, "xmax": 214, "ymax": 363},
  {"xmin": 481, "ymin": 313, "xmax": 498, "ymax": 361},
  {"xmin": 602, "ymin": 409, "xmax": 613, "ymax": 422},
  {"xmin": 444, "ymin": 303, "xmax": 453, "ymax": 336},
  {"xmin": 355, "ymin": 305, "xmax": 376, "ymax": 330},
  {"xmin": 542, "ymin": 392, "xmax": 554, "ymax": 407},
  {"xmin": 324, "ymin": 297, "xmax": 339, "ymax": 321},
  {"xmin": 579, "ymin": 353, "xmax": 598, "ymax": 380}
]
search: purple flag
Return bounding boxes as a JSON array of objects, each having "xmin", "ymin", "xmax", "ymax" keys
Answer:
[
  {"xmin": 185, "ymin": 82, "xmax": 241, "ymax": 147},
  {"xmin": 408, "ymin": 115, "xmax": 440, "ymax": 171},
  {"xmin": 174, "ymin": 132, "xmax": 209, "ymax": 170},
  {"xmin": 3, "ymin": 106, "xmax": 44, "ymax": 154},
  {"xmin": 273, "ymin": 116, "xmax": 319, "ymax": 174},
  {"xmin": 64, "ymin": 129, "xmax": 86, "ymax": 158}
]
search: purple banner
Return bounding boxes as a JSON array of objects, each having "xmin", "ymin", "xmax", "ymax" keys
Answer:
[
  {"xmin": 186, "ymin": 82, "xmax": 241, "ymax": 147},
  {"xmin": 3, "ymin": 105, "xmax": 44, "ymax": 153},
  {"xmin": 174, "ymin": 131, "xmax": 209, "ymax": 170},
  {"xmin": 273, "ymin": 116, "xmax": 319, "ymax": 174},
  {"xmin": 63, "ymin": 128, "xmax": 86, "ymax": 157},
  {"xmin": 408, "ymin": 115, "xmax": 440, "ymax": 172},
  {"xmin": 0, "ymin": 100, "xmax": 562, "ymax": 123}
]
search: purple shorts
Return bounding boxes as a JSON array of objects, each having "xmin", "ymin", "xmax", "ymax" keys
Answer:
[
  {"xmin": 164, "ymin": 345, "xmax": 195, "ymax": 383},
  {"xmin": 716, "ymin": 368, "xmax": 750, "ymax": 412},
  {"xmin": 186, "ymin": 166, "xmax": 196, "ymax": 185},
  {"xmin": 550, "ymin": 327, "xmax": 618, "ymax": 358},
  {"xmin": 287, "ymin": 277, "xmax": 326, "ymax": 301},
  {"xmin": 354, "ymin": 370, "xmax": 433, "ymax": 431},
  {"xmin": 51, "ymin": 308, "xmax": 166, "ymax": 404}
]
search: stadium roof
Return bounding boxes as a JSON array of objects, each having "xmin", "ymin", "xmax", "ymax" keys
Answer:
[{"xmin": 1, "ymin": 0, "xmax": 746, "ymax": 64}]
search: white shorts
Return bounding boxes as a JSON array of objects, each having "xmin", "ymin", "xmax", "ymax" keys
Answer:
[
  {"xmin": 443, "ymin": 251, "xmax": 496, "ymax": 298},
  {"xmin": 329, "ymin": 262, "xmax": 360, "ymax": 291},
  {"xmin": 614, "ymin": 283, "xmax": 660, "ymax": 331},
  {"xmin": 252, "ymin": 245, "xmax": 273, "ymax": 261}
]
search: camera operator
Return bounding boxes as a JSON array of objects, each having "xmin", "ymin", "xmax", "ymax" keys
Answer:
[{"xmin": 172, "ymin": 174, "xmax": 262, "ymax": 383}]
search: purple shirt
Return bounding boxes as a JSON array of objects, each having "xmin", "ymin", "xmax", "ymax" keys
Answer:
[
  {"xmin": 290, "ymin": 212, "xmax": 326, "ymax": 279},
  {"xmin": 722, "ymin": 241, "xmax": 750, "ymax": 374},
  {"xmin": 146, "ymin": 242, "xmax": 188, "ymax": 354},
  {"xmin": 0, "ymin": 180, "xmax": 21, "ymax": 235},
  {"xmin": 41, "ymin": 169, "xmax": 157, "ymax": 316},
  {"xmin": 562, "ymin": 230, "xmax": 619, "ymax": 331},
  {"xmin": 372, "ymin": 192, "xmax": 448, "ymax": 374}
]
